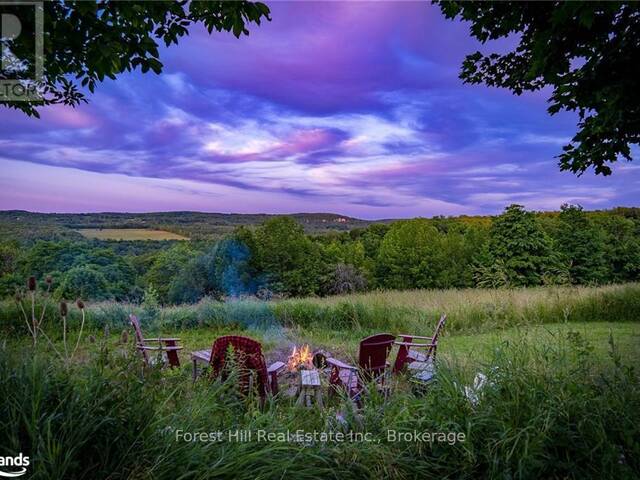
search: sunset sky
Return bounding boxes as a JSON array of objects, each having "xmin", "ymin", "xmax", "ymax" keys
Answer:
[{"xmin": 1, "ymin": 2, "xmax": 638, "ymax": 219}]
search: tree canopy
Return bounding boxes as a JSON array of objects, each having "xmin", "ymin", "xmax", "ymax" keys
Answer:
[
  {"xmin": 475, "ymin": 204, "xmax": 562, "ymax": 287},
  {"xmin": 1, "ymin": 206, "xmax": 639, "ymax": 303},
  {"xmin": 1, "ymin": 0, "xmax": 270, "ymax": 117},
  {"xmin": 376, "ymin": 219, "xmax": 441, "ymax": 289},
  {"xmin": 555, "ymin": 204, "xmax": 608, "ymax": 285},
  {"xmin": 435, "ymin": 1, "xmax": 640, "ymax": 175}
]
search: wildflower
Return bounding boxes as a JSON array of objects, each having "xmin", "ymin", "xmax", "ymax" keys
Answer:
[
  {"xmin": 45, "ymin": 275, "xmax": 52, "ymax": 285},
  {"xmin": 76, "ymin": 299, "xmax": 85, "ymax": 309},
  {"xmin": 59, "ymin": 301, "xmax": 68, "ymax": 317},
  {"xmin": 14, "ymin": 291, "xmax": 23, "ymax": 303},
  {"xmin": 88, "ymin": 335, "xmax": 96, "ymax": 344},
  {"xmin": 121, "ymin": 329, "xmax": 129, "ymax": 344},
  {"xmin": 27, "ymin": 276, "xmax": 36, "ymax": 291}
]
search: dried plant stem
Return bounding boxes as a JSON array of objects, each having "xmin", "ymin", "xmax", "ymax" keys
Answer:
[
  {"xmin": 37, "ymin": 327, "xmax": 64, "ymax": 361},
  {"xmin": 38, "ymin": 283, "xmax": 52, "ymax": 329},
  {"xmin": 17, "ymin": 301, "xmax": 35, "ymax": 338},
  {"xmin": 62, "ymin": 315, "xmax": 68, "ymax": 358},
  {"xmin": 72, "ymin": 309, "xmax": 86, "ymax": 357},
  {"xmin": 30, "ymin": 291, "xmax": 37, "ymax": 346}
]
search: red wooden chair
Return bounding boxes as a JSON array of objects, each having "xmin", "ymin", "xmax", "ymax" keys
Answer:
[
  {"xmin": 191, "ymin": 335, "xmax": 285, "ymax": 398},
  {"xmin": 327, "ymin": 333, "xmax": 396, "ymax": 400},
  {"xmin": 129, "ymin": 314, "xmax": 182, "ymax": 368},
  {"xmin": 393, "ymin": 314, "xmax": 446, "ymax": 373}
]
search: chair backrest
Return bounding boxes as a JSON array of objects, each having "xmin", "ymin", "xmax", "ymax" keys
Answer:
[
  {"xmin": 129, "ymin": 314, "xmax": 149, "ymax": 364},
  {"xmin": 358, "ymin": 333, "xmax": 396, "ymax": 378},
  {"xmin": 427, "ymin": 314, "xmax": 447, "ymax": 362},
  {"xmin": 433, "ymin": 314, "xmax": 446, "ymax": 343},
  {"xmin": 209, "ymin": 335, "xmax": 269, "ymax": 397},
  {"xmin": 129, "ymin": 314, "xmax": 144, "ymax": 343}
]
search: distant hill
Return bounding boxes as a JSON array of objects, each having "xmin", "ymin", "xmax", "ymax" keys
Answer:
[
  {"xmin": 0, "ymin": 210, "xmax": 380, "ymax": 241},
  {"xmin": 1, "ymin": 207, "xmax": 637, "ymax": 242}
]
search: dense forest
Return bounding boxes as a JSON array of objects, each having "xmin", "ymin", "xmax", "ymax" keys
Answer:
[{"xmin": 1, "ymin": 204, "xmax": 639, "ymax": 304}]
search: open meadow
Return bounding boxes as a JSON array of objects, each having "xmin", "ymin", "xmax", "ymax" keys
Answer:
[
  {"xmin": 76, "ymin": 228, "xmax": 190, "ymax": 241},
  {"xmin": 1, "ymin": 284, "xmax": 639, "ymax": 479}
]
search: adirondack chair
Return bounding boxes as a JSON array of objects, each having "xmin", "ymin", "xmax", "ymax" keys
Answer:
[
  {"xmin": 190, "ymin": 336, "xmax": 286, "ymax": 398},
  {"xmin": 129, "ymin": 314, "xmax": 182, "ymax": 367},
  {"xmin": 393, "ymin": 314, "xmax": 446, "ymax": 374},
  {"xmin": 327, "ymin": 333, "xmax": 396, "ymax": 400}
]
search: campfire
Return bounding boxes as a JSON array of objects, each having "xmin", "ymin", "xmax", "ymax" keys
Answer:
[{"xmin": 287, "ymin": 344, "xmax": 313, "ymax": 371}]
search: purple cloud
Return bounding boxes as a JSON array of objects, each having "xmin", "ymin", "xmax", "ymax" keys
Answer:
[{"xmin": 0, "ymin": 2, "xmax": 638, "ymax": 218}]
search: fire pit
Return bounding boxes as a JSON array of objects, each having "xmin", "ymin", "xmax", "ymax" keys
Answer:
[
  {"xmin": 282, "ymin": 344, "xmax": 326, "ymax": 408},
  {"xmin": 287, "ymin": 344, "xmax": 313, "ymax": 371}
]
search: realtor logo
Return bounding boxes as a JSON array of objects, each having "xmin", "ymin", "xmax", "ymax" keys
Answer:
[
  {"xmin": 0, "ymin": 0, "xmax": 43, "ymax": 101},
  {"xmin": 0, "ymin": 454, "xmax": 29, "ymax": 477}
]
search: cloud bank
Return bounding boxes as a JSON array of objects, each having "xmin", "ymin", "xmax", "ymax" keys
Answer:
[{"xmin": 1, "ymin": 2, "xmax": 637, "ymax": 218}]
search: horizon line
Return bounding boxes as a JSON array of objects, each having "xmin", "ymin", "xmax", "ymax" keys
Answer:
[{"xmin": 2, "ymin": 204, "xmax": 639, "ymax": 222}]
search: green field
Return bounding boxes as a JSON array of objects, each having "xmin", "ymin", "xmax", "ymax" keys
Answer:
[
  {"xmin": 77, "ymin": 228, "xmax": 189, "ymax": 240},
  {"xmin": 2, "ymin": 284, "xmax": 639, "ymax": 479}
]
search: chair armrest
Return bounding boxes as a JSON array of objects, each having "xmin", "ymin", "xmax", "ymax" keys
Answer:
[
  {"xmin": 326, "ymin": 357, "xmax": 358, "ymax": 370},
  {"xmin": 267, "ymin": 361, "xmax": 286, "ymax": 374},
  {"xmin": 397, "ymin": 334, "xmax": 433, "ymax": 341},
  {"xmin": 191, "ymin": 350, "xmax": 211, "ymax": 362},
  {"xmin": 144, "ymin": 337, "xmax": 181, "ymax": 342},
  {"xmin": 137, "ymin": 345, "xmax": 183, "ymax": 351},
  {"xmin": 394, "ymin": 341, "xmax": 436, "ymax": 348}
]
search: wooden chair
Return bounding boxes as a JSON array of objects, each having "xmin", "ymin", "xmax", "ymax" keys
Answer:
[
  {"xmin": 191, "ymin": 335, "xmax": 285, "ymax": 398},
  {"xmin": 129, "ymin": 314, "xmax": 182, "ymax": 367},
  {"xmin": 393, "ymin": 314, "xmax": 446, "ymax": 374},
  {"xmin": 327, "ymin": 333, "xmax": 396, "ymax": 400}
]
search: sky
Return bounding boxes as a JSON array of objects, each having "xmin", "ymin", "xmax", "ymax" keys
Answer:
[{"xmin": 1, "ymin": 1, "xmax": 638, "ymax": 219}]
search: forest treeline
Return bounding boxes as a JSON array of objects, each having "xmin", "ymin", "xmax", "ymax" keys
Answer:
[{"xmin": 1, "ymin": 204, "xmax": 639, "ymax": 304}]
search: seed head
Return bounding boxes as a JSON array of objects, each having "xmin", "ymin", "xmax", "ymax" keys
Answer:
[
  {"xmin": 120, "ymin": 329, "xmax": 129, "ymax": 344},
  {"xmin": 88, "ymin": 335, "xmax": 96, "ymax": 344},
  {"xmin": 76, "ymin": 299, "xmax": 85, "ymax": 310},
  {"xmin": 27, "ymin": 276, "xmax": 36, "ymax": 292},
  {"xmin": 45, "ymin": 275, "xmax": 52, "ymax": 285},
  {"xmin": 59, "ymin": 301, "xmax": 68, "ymax": 317}
]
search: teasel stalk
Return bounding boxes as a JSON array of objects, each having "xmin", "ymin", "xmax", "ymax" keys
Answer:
[
  {"xmin": 37, "ymin": 275, "xmax": 53, "ymax": 330},
  {"xmin": 37, "ymin": 328, "xmax": 64, "ymax": 362},
  {"xmin": 15, "ymin": 290, "xmax": 35, "ymax": 339},
  {"xmin": 60, "ymin": 301, "xmax": 68, "ymax": 357},
  {"xmin": 27, "ymin": 276, "xmax": 37, "ymax": 345},
  {"xmin": 72, "ymin": 299, "xmax": 86, "ymax": 357}
]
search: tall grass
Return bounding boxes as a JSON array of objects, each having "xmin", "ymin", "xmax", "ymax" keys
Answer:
[
  {"xmin": 1, "ymin": 329, "xmax": 638, "ymax": 478},
  {"xmin": 1, "ymin": 283, "xmax": 639, "ymax": 338},
  {"xmin": 273, "ymin": 283, "xmax": 640, "ymax": 334}
]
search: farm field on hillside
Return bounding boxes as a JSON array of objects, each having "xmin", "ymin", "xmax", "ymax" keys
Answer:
[{"xmin": 77, "ymin": 228, "xmax": 189, "ymax": 240}]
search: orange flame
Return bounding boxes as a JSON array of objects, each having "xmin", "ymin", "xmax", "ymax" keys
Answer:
[{"xmin": 287, "ymin": 344, "xmax": 313, "ymax": 371}]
